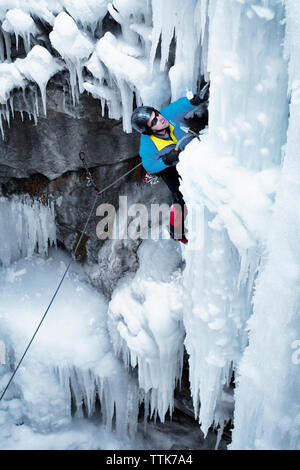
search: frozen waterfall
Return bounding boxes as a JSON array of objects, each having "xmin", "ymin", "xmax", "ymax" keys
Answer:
[{"xmin": 0, "ymin": 0, "xmax": 299, "ymax": 451}]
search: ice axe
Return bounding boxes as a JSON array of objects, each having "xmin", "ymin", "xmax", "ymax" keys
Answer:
[{"xmin": 175, "ymin": 125, "xmax": 201, "ymax": 150}]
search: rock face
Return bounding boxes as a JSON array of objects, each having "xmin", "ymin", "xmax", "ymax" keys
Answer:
[{"xmin": 0, "ymin": 85, "xmax": 140, "ymax": 180}]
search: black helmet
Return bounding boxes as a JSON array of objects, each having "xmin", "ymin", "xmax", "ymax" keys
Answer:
[{"xmin": 131, "ymin": 106, "xmax": 155, "ymax": 134}]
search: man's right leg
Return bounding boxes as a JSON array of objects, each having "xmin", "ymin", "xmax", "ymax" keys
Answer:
[
  {"xmin": 157, "ymin": 166, "xmax": 187, "ymax": 241},
  {"xmin": 158, "ymin": 166, "xmax": 185, "ymax": 207}
]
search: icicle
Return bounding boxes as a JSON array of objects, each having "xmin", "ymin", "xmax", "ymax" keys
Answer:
[
  {"xmin": 22, "ymin": 32, "xmax": 32, "ymax": 54},
  {"xmin": 0, "ymin": 195, "xmax": 56, "ymax": 267},
  {"xmin": 8, "ymin": 95, "xmax": 14, "ymax": 119},
  {"xmin": 33, "ymin": 110, "xmax": 37, "ymax": 125},
  {"xmin": 0, "ymin": 112, "xmax": 4, "ymax": 140},
  {"xmin": 0, "ymin": 31, "xmax": 4, "ymax": 62},
  {"xmin": 3, "ymin": 31, "xmax": 11, "ymax": 62},
  {"xmin": 148, "ymin": 0, "xmax": 163, "ymax": 71},
  {"xmin": 66, "ymin": 61, "xmax": 79, "ymax": 106},
  {"xmin": 5, "ymin": 107, "xmax": 10, "ymax": 128},
  {"xmin": 32, "ymin": 87, "xmax": 39, "ymax": 119},
  {"xmin": 15, "ymin": 32, "xmax": 19, "ymax": 52}
]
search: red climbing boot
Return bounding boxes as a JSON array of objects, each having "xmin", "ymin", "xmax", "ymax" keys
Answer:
[{"xmin": 169, "ymin": 204, "xmax": 188, "ymax": 244}]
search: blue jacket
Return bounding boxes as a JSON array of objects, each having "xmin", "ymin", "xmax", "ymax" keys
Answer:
[{"xmin": 139, "ymin": 97, "xmax": 196, "ymax": 174}]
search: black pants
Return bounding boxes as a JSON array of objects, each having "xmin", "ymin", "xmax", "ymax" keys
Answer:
[
  {"xmin": 157, "ymin": 165, "xmax": 185, "ymax": 207},
  {"xmin": 157, "ymin": 165, "xmax": 186, "ymax": 238}
]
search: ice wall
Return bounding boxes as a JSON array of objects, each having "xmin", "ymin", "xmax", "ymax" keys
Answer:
[
  {"xmin": 229, "ymin": 0, "xmax": 300, "ymax": 450},
  {"xmin": 178, "ymin": 0, "xmax": 294, "ymax": 446}
]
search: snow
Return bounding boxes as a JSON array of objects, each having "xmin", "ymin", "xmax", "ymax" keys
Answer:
[{"xmin": 0, "ymin": 0, "xmax": 299, "ymax": 451}]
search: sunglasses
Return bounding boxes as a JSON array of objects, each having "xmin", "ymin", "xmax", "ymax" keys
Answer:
[{"xmin": 150, "ymin": 109, "xmax": 160, "ymax": 128}]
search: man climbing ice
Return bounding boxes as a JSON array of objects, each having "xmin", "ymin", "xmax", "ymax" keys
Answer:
[{"xmin": 131, "ymin": 83, "xmax": 209, "ymax": 243}]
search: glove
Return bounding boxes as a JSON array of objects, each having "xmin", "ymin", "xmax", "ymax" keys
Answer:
[
  {"xmin": 189, "ymin": 94, "xmax": 202, "ymax": 106},
  {"xmin": 161, "ymin": 148, "xmax": 181, "ymax": 165},
  {"xmin": 189, "ymin": 82, "xmax": 210, "ymax": 106}
]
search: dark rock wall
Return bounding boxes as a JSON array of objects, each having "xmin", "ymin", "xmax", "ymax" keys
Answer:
[{"xmin": 0, "ymin": 86, "xmax": 140, "ymax": 180}]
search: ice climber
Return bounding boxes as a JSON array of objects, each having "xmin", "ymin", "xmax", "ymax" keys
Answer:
[{"xmin": 131, "ymin": 83, "xmax": 209, "ymax": 243}]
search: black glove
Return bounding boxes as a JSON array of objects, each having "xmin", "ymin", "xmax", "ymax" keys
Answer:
[
  {"xmin": 189, "ymin": 82, "xmax": 210, "ymax": 106},
  {"xmin": 161, "ymin": 148, "xmax": 181, "ymax": 165},
  {"xmin": 189, "ymin": 94, "xmax": 202, "ymax": 106}
]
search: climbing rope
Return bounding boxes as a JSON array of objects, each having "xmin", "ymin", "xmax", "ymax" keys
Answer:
[
  {"xmin": 79, "ymin": 151, "xmax": 101, "ymax": 192},
  {"xmin": 0, "ymin": 153, "xmax": 143, "ymax": 402}
]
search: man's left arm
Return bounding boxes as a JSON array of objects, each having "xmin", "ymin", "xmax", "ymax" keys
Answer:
[
  {"xmin": 160, "ymin": 97, "xmax": 196, "ymax": 123},
  {"xmin": 160, "ymin": 83, "xmax": 210, "ymax": 123}
]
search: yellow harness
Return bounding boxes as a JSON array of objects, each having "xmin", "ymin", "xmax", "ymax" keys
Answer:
[{"xmin": 150, "ymin": 124, "xmax": 178, "ymax": 151}]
